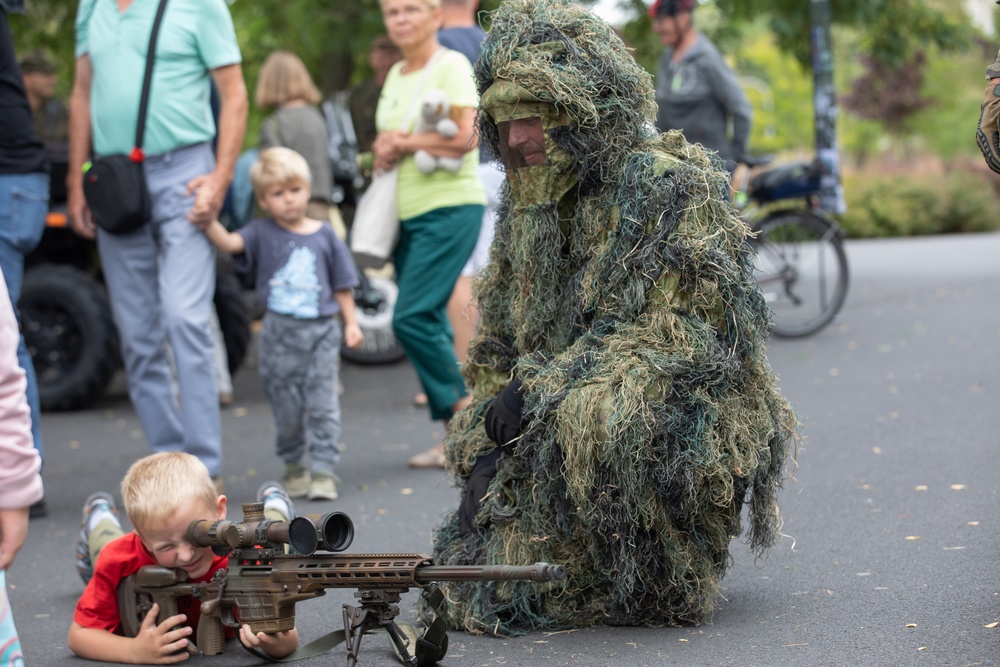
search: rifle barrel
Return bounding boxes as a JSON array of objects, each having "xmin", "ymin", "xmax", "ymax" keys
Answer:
[{"xmin": 414, "ymin": 562, "xmax": 566, "ymax": 584}]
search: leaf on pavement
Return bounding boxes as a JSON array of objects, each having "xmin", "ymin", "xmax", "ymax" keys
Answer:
[
  {"xmin": 541, "ymin": 629, "xmax": 578, "ymax": 636},
  {"xmin": 984, "ymin": 622, "xmax": 999, "ymax": 628}
]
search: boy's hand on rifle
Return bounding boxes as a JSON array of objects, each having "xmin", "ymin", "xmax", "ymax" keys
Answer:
[
  {"xmin": 239, "ymin": 624, "xmax": 298, "ymax": 659},
  {"xmin": 131, "ymin": 603, "xmax": 192, "ymax": 664}
]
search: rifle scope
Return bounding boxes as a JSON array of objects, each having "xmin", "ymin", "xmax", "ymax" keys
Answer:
[
  {"xmin": 288, "ymin": 512, "xmax": 354, "ymax": 555},
  {"xmin": 187, "ymin": 503, "xmax": 291, "ymax": 549},
  {"xmin": 186, "ymin": 504, "xmax": 354, "ymax": 554}
]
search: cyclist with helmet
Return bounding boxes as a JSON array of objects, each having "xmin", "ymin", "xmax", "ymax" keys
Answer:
[{"xmin": 650, "ymin": 0, "xmax": 752, "ymax": 170}]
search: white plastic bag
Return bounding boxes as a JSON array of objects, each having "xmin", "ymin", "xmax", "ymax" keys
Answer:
[{"xmin": 350, "ymin": 167, "xmax": 400, "ymax": 265}]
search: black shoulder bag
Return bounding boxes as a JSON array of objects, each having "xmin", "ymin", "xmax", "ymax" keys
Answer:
[{"xmin": 83, "ymin": 0, "xmax": 169, "ymax": 234}]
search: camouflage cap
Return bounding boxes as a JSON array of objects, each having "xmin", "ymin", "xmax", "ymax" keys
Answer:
[
  {"xmin": 480, "ymin": 78, "xmax": 568, "ymax": 125},
  {"xmin": 19, "ymin": 50, "xmax": 57, "ymax": 75}
]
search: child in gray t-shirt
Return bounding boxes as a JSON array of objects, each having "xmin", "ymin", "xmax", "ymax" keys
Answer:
[{"xmin": 196, "ymin": 147, "xmax": 363, "ymax": 501}]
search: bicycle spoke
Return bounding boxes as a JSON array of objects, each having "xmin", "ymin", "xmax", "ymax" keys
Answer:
[{"xmin": 751, "ymin": 211, "xmax": 849, "ymax": 337}]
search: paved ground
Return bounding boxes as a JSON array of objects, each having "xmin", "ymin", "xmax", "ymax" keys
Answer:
[{"xmin": 8, "ymin": 233, "xmax": 1000, "ymax": 666}]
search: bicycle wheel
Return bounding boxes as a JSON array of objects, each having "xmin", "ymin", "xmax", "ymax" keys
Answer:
[{"xmin": 751, "ymin": 209, "xmax": 849, "ymax": 338}]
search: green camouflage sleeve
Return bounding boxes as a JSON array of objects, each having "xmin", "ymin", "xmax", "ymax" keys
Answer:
[{"xmin": 987, "ymin": 50, "xmax": 1000, "ymax": 80}]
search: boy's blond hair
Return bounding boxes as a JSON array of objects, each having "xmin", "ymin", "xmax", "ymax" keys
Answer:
[
  {"xmin": 120, "ymin": 452, "xmax": 218, "ymax": 534},
  {"xmin": 250, "ymin": 147, "xmax": 313, "ymax": 198},
  {"xmin": 254, "ymin": 50, "xmax": 322, "ymax": 109},
  {"xmin": 380, "ymin": 0, "xmax": 442, "ymax": 8}
]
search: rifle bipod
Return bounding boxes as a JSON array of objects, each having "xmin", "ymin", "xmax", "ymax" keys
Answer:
[{"xmin": 341, "ymin": 587, "xmax": 448, "ymax": 667}]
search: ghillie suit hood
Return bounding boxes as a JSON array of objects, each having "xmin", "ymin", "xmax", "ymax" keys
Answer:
[{"xmin": 429, "ymin": 0, "xmax": 796, "ymax": 634}]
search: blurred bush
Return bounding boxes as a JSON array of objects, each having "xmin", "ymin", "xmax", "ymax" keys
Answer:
[{"xmin": 839, "ymin": 164, "xmax": 1000, "ymax": 238}]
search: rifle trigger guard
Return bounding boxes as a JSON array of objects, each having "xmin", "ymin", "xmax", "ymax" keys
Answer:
[{"xmin": 200, "ymin": 579, "xmax": 226, "ymax": 616}]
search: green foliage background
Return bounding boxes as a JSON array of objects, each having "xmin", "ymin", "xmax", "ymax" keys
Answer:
[{"xmin": 9, "ymin": 0, "xmax": 1000, "ymax": 236}]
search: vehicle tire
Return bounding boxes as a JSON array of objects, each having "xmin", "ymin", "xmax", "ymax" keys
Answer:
[
  {"xmin": 752, "ymin": 210, "xmax": 849, "ymax": 338},
  {"xmin": 20, "ymin": 264, "xmax": 120, "ymax": 411},
  {"xmin": 214, "ymin": 260, "xmax": 251, "ymax": 375},
  {"xmin": 341, "ymin": 274, "xmax": 407, "ymax": 365}
]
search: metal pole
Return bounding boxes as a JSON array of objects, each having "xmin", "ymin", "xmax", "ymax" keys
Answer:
[{"xmin": 810, "ymin": 0, "xmax": 846, "ymax": 213}]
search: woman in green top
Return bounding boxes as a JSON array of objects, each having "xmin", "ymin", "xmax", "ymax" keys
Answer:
[{"xmin": 373, "ymin": 0, "xmax": 486, "ymax": 467}]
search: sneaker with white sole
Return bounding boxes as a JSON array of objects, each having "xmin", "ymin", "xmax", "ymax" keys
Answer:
[
  {"xmin": 75, "ymin": 492, "xmax": 120, "ymax": 585},
  {"xmin": 282, "ymin": 463, "xmax": 311, "ymax": 499},
  {"xmin": 256, "ymin": 481, "xmax": 296, "ymax": 523},
  {"xmin": 308, "ymin": 473, "xmax": 339, "ymax": 501}
]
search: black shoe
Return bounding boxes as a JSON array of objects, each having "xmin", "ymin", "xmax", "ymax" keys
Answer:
[
  {"xmin": 603, "ymin": 610, "xmax": 641, "ymax": 627},
  {"xmin": 29, "ymin": 497, "xmax": 48, "ymax": 520}
]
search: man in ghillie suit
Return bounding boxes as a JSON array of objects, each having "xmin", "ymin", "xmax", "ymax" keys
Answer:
[{"xmin": 429, "ymin": 0, "xmax": 796, "ymax": 633}]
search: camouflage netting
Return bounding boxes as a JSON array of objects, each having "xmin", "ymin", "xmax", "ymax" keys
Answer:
[{"xmin": 426, "ymin": 0, "xmax": 797, "ymax": 634}]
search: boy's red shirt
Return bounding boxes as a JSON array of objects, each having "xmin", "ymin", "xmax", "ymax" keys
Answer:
[{"xmin": 74, "ymin": 531, "xmax": 231, "ymax": 635}]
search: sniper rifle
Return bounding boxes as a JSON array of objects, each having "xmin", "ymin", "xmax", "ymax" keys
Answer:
[{"xmin": 117, "ymin": 502, "xmax": 565, "ymax": 666}]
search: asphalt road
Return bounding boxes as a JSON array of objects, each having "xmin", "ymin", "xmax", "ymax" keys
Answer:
[{"xmin": 8, "ymin": 232, "xmax": 1000, "ymax": 667}]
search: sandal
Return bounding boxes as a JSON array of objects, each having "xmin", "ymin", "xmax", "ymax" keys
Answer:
[{"xmin": 408, "ymin": 443, "xmax": 446, "ymax": 469}]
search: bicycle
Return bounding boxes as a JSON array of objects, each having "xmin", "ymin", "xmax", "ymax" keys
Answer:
[{"xmin": 733, "ymin": 156, "xmax": 850, "ymax": 338}]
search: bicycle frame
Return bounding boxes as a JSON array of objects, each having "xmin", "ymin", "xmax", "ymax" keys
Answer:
[{"xmin": 734, "ymin": 158, "xmax": 849, "ymax": 337}]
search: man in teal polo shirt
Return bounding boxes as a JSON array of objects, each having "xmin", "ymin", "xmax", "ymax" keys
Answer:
[{"xmin": 67, "ymin": 0, "xmax": 248, "ymax": 487}]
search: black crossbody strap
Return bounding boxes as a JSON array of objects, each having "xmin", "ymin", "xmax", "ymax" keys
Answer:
[{"xmin": 133, "ymin": 0, "xmax": 170, "ymax": 159}]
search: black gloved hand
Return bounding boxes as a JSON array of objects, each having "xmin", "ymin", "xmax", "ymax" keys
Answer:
[
  {"xmin": 458, "ymin": 449, "xmax": 502, "ymax": 536},
  {"xmin": 484, "ymin": 378, "xmax": 525, "ymax": 453}
]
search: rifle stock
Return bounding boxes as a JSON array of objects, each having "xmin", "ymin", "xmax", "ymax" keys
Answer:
[
  {"xmin": 117, "ymin": 503, "xmax": 566, "ymax": 663},
  {"xmin": 116, "ymin": 566, "xmax": 199, "ymax": 655}
]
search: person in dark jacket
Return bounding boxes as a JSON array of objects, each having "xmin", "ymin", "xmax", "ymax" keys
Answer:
[{"xmin": 0, "ymin": 1, "xmax": 48, "ymax": 518}]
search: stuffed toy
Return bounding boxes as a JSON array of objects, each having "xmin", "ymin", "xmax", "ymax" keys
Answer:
[{"xmin": 413, "ymin": 88, "xmax": 464, "ymax": 174}]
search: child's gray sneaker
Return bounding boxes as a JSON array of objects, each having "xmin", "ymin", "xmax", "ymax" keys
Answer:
[
  {"xmin": 308, "ymin": 473, "xmax": 339, "ymax": 501},
  {"xmin": 75, "ymin": 492, "xmax": 119, "ymax": 585}
]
